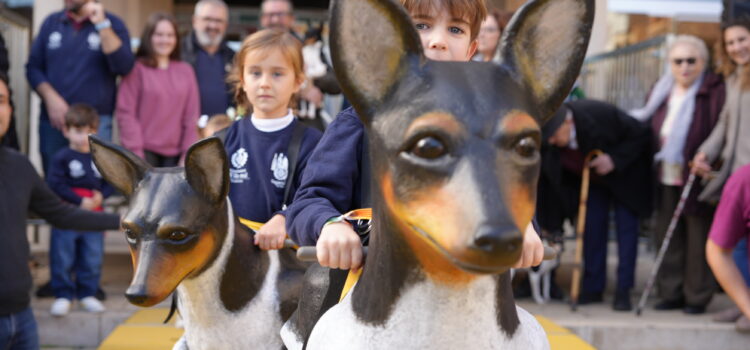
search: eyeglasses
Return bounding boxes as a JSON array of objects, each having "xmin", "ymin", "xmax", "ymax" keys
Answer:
[
  {"xmin": 672, "ymin": 57, "xmax": 697, "ymax": 66},
  {"xmin": 198, "ymin": 16, "xmax": 226, "ymax": 25},
  {"xmin": 261, "ymin": 11, "xmax": 292, "ymax": 19}
]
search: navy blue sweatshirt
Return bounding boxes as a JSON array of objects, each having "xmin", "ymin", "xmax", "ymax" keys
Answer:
[
  {"xmin": 0, "ymin": 147, "xmax": 120, "ymax": 315},
  {"xmin": 224, "ymin": 117, "xmax": 322, "ymax": 223},
  {"xmin": 26, "ymin": 11, "xmax": 134, "ymax": 120},
  {"xmin": 47, "ymin": 148, "xmax": 114, "ymax": 206},
  {"xmin": 286, "ymin": 107, "xmax": 367, "ymax": 245}
]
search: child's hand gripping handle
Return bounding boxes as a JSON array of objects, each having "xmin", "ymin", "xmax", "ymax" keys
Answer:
[{"xmin": 294, "ymin": 245, "xmax": 557, "ymax": 263}]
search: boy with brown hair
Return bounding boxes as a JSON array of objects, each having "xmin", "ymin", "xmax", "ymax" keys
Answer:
[
  {"xmin": 286, "ymin": 0, "xmax": 543, "ymax": 270},
  {"xmin": 46, "ymin": 103, "xmax": 114, "ymax": 316}
]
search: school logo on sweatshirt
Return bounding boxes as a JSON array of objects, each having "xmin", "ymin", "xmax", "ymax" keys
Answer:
[
  {"xmin": 270, "ymin": 153, "xmax": 288, "ymax": 189},
  {"xmin": 230, "ymin": 148, "xmax": 249, "ymax": 184},
  {"xmin": 69, "ymin": 159, "xmax": 85, "ymax": 178},
  {"xmin": 87, "ymin": 32, "xmax": 101, "ymax": 51},
  {"xmin": 48, "ymin": 32, "xmax": 62, "ymax": 50}
]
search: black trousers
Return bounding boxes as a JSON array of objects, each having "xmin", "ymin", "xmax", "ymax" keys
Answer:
[{"xmin": 654, "ymin": 184, "xmax": 716, "ymax": 306}]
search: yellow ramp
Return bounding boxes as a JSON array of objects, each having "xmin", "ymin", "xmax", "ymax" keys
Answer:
[
  {"xmin": 536, "ymin": 315, "xmax": 596, "ymax": 350},
  {"xmin": 100, "ymin": 309, "xmax": 595, "ymax": 349},
  {"xmin": 98, "ymin": 309, "xmax": 182, "ymax": 350}
]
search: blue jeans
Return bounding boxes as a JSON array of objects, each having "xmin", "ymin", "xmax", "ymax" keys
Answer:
[
  {"xmin": 0, "ymin": 307, "xmax": 39, "ymax": 350},
  {"xmin": 39, "ymin": 118, "xmax": 67, "ymax": 175},
  {"xmin": 582, "ymin": 184, "xmax": 639, "ymax": 293},
  {"xmin": 96, "ymin": 115, "xmax": 113, "ymax": 142},
  {"xmin": 39, "ymin": 114, "xmax": 112, "ymax": 174},
  {"xmin": 734, "ymin": 238, "xmax": 750, "ymax": 286},
  {"xmin": 49, "ymin": 229, "xmax": 104, "ymax": 299}
]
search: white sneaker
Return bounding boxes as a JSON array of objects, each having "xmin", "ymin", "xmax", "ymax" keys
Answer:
[
  {"xmin": 80, "ymin": 296, "xmax": 105, "ymax": 313},
  {"xmin": 50, "ymin": 298, "xmax": 71, "ymax": 317}
]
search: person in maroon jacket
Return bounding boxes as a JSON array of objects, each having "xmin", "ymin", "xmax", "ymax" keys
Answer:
[{"xmin": 630, "ymin": 35, "xmax": 726, "ymax": 314}]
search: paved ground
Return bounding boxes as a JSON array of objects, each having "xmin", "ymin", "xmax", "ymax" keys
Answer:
[{"xmin": 26, "ymin": 224, "xmax": 750, "ymax": 349}]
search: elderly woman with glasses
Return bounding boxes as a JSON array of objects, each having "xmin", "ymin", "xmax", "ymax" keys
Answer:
[{"xmin": 630, "ymin": 34, "xmax": 725, "ymax": 315}]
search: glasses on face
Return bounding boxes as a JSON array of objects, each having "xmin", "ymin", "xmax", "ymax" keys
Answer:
[
  {"xmin": 199, "ymin": 16, "xmax": 226, "ymax": 25},
  {"xmin": 261, "ymin": 11, "xmax": 291, "ymax": 19},
  {"xmin": 672, "ymin": 57, "xmax": 697, "ymax": 66}
]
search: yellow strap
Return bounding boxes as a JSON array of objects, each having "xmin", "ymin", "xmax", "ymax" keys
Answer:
[
  {"xmin": 241, "ymin": 210, "xmax": 371, "ymax": 302},
  {"xmin": 238, "ymin": 217, "xmax": 264, "ymax": 232},
  {"xmin": 343, "ymin": 208, "xmax": 372, "ymax": 221},
  {"xmin": 339, "ymin": 268, "xmax": 363, "ymax": 302},
  {"xmin": 334, "ymin": 209, "xmax": 371, "ymax": 301}
]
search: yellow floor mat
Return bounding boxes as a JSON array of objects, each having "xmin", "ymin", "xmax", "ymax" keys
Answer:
[
  {"xmin": 99, "ymin": 309, "xmax": 595, "ymax": 349},
  {"xmin": 536, "ymin": 315, "xmax": 596, "ymax": 350}
]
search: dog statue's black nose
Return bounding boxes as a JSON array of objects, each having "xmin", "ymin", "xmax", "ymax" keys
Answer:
[
  {"xmin": 125, "ymin": 284, "xmax": 151, "ymax": 305},
  {"xmin": 125, "ymin": 292, "xmax": 149, "ymax": 305},
  {"xmin": 472, "ymin": 225, "xmax": 523, "ymax": 256}
]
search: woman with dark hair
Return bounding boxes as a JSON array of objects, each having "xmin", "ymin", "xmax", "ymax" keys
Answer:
[
  {"xmin": 694, "ymin": 19, "xmax": 750, "ymax": 328},
  {"xmin": 472, "ymin": 9, "xmax": 510, "ymax": 63},
  {"xmin": 116, "ymin": 13, "xmax": 200, "ymax": 167}
]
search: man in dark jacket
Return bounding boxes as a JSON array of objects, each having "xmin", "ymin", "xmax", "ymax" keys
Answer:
[
  {"xmin": 182, "ymin": 0, "xmax": 235, "ymax": 118},
  {"xmin": 26, "ymin": 0, "xmax": 134, "ymax": 173},
  {"xmin": 539, "ymin": 99, "xmax": 653, "ymax": 311}
]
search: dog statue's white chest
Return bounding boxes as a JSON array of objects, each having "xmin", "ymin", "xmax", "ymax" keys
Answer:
[
  {"xmin": 176, "ymin": 213, "xmax": 284, "ymax": 350},
  {"xmin": 306, "ymin": 276, "xmax": 549, "ymax": 350}
]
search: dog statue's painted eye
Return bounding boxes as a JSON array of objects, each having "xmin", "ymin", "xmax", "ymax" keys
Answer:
[
  {"xmin": 124, "ymin": 229, "xmax": 137, "ymax": 245},
  {"xmin": 514, "ymin": 137, "xmax": 538, "ymax": 158},
  {"xmin": 169, "ymin": 231, "xmax": 187, "ymax": 241},
  {"xmin": 410, "ymin": 136, "xmax": 446, "ymax": 159}
]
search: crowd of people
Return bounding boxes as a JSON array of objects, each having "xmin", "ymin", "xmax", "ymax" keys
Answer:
[
  {"xmin": 1, "ymin": 0, "xmax": 750, "ymax": 348},
  {"xmin": 535, "ymin": 20, "xmax": 750, "ymax": 331}
]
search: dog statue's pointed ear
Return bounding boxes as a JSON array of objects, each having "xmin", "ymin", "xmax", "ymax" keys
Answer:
[
  {"xmin": 89, "ymin": 135, "xmax": 151, "ymax": 197},
  {"xmin": 184, "ymin": 137, "xmax": 229, "ymax": 204},
  {"xmin": 500, "ymin": 0, "xmax": 594, "ymax": 123},
  {"xmin": 329, "ymin": 0, "xmax": 423, "ymax": 124}
]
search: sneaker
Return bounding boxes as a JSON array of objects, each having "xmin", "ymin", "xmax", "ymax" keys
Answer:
[
  {"xmin": 712, "ymin": 306, "xmax": 743, "ymax": 323},
  {"xmin": 50, "ymin": 298, "xmax": 71, "ymax": 317},
  {"xmin": 613, "ymin": 289, "xmax": 632, "ymax": 311},
  {"xmin": 80, "ymin": 296, "xmax": 105, "ymax": 313}
]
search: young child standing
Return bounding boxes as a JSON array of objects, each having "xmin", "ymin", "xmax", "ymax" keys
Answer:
[
  {"xmin": 47, "ymin": 104, "xmax": 114, "ymax": 316},
  {"xmin": 286, "ymin": 0, "xmax": 544, "ymax": 270},
  {"xmin": 224, "ymin": 29, "xmax": 322, "ymax": 250}
]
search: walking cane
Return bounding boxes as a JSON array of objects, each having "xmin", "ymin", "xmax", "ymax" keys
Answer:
[
  {"xmin": 570, "ymin": 149, "xmax": 603, "ymax": 311},
  {"xmin": 635, "ymin": 172, "xmax": 697, "ymax": 316}
]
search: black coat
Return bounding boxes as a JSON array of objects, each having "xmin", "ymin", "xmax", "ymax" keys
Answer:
[
  {"xmin": 537, "ymin": 99, "xmax": 653, "ymax": 232},
  {"xmin": 0, "ymin": 32, "xmax": 8, "ymax": 76}
]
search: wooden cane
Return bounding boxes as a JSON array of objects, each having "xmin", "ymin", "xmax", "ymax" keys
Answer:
[{"xmin": 570, "ymin": 149, "xmax": 603, "ymax": 311}]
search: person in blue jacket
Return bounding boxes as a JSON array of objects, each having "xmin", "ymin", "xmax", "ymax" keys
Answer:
[{"xmin": 26, "ymin": 0, "xmax": 134, "ymax": 173}]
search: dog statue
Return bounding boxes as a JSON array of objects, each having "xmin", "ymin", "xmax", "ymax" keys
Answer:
[
  {"xmin": 283, "ymin": 0, "xmax": 594, "ymax": 348},
  {"xmin": 90, "ymin": 137, "xmax": 305, "ymax": 350}
]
